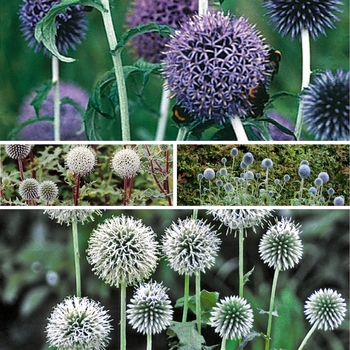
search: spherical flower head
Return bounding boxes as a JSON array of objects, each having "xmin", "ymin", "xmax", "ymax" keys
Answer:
[
  {"xmin": 309, "ymin": 186, "xmax": 317, "ymax": 195},
  {"xmin": 18, "ymin": 83, "xmax": 88, "ymax": 140},
  {"xmin": 126, "ymin": 0, "xmax": 197, "ymax": 62},
  {"xmin": 333, "ymin": 195, "xmax": 345, "ymax": 206},
  {"xmin": 163, "ymin": 12, "xmax": 269, "ymax": 124},
  {"xmin": 44, "ymin": 209, "xmax": 103, "ymax": 225},
  {"xmin": 245, "ymin": 171, "xmax": 254, "ymax": 180},
  {"xmin": 111, "ymin": 149, "xmax": 141, "ymax": 179},
  {"xmin": 127, "ymin": 281, "xmax": 173, "ymax": 335},
  {"xmin": 203, "ymin": 168, "xmax": 215, "ymax": 181},
  {"xmin": 86, "ymin": 215, "xmax": 159, "ymax": 287},
  {"xmin": 216, "ymin": 179, "xmax": 223, "ymax": 187},
  {"xmin": 283, "ymin": 174, "xmax": 290, "ymax": 182},
  {"xmin": 298, "ymin": 164, "xmax": 311, "ymax": 179},
  {"xmin": 262, "ymin": 158, "xmax": 273, "ymax": 170},
  {"xmin": 224, "ymin": 183, "xmax": 234, "ymax": 192},
  {"xmin": 314, "ymin": 177, "xmax": 323, "ymax": 187},
  {"xmin": 327, "ymin": 188, "xmax": 335, "ymax": 195},
  {"xmin": 304, "ymin": 288, "xmax": 346, "ymax": 331},
  {"xmin": 39, "ymin": 180, "xmax": 58, "ymax": 202},
  {"xmin": 66, "ymin": 145, "xmax": 96, "ymax": 176},
  {"xmin": 242, "ymin": 152, "xmax": 254, "ymax": 166},
  {"xmin": 220, "ymin": 168, "xmax": 227, "ymax": 176},
  {"xmin": 221, "ymin": 157, "xmax": 227, "ymax": 164},
  {"xmin": 46, "ymin": 296, "xmax": 112, "ymax": 350},
  {"xmin": 318, "ymin": 172, "xmax": 330, "ymax": 184},
  {"xmin": 5, "ymin": 144, "xmax": 31, "ymax": 159},
  {"xmin": 259, "ymin": 217, "xmax": 303, "ymax": 271},
  {"xmin": 230, "ymin": 148, "xmax": 239, "ymax": 157},
  {"xmin": 263, "ymin": 0, "xmax": 343, "ymax": 41},
  {"xmin": 162, "ymin": 218, "xmax": 221, "ymax": 276},
  {"xmin": 301, "ymin": 69, "xmax": 350, "ymax": 140},
  {"xmin": 208, "ymin": 209, "xmax": 273, "ymax": 235},
  {"xmin": 210, "ymin": 296, "xmax": 254, "ymax": 340},
  {"xmin": 19, "ymin": 0, "xmax": 88, "ymax": 55},
  {"xmin": 300, "ymin": 160, "xmax": 309, "ymax": 166},
  {"xmin": 19, "ymin": 178, "xmax": 39, "ymax": 200},
  {"xmin": 197, "ymin": 173, "xmax": 204, "ymax": 181}
]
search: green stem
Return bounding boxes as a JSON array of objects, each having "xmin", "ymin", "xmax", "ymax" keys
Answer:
[
  {"xmin": 195, "ymin": 271, "xmax": 201, "ymax": 334},
  {"xmin": 155, "ymin": 84, "xmax": 171, "ymax": 141},
  {"xmin": 176, "ymin": 126, "xmax": 189, "ymax": 141},
  {"xmin": 146, "ymin": 332, "xmax": 152, "ymax": 350},
  {"xmin": 52, "ymin": 56, "xmax": 60, "ymax": 141},
  {"xmin": 71, "ymin": 220, "xmax": 81, "ymax": 297},
  {"xmin": 299, "ymin": 178, "xmax": 304, "ymax": 201},
  {"xmin": 120, "ymin": 282, "xmax": 127, "ymax": 350},
  {"xmin": 220, "ymin": 336, "xmax": 227, "ymax": 350},
  {"xmin": 265, "ymin": 267, "xmax": 280, "ymax": 350},
  {"xmin": 182, "ymin": 274, "xmax": 190, "ymax": 322},
  {"xmin": 100, "ymin": 0, "xmax": 130, "ymax": 141},
  {"xmin": 297, "ymin": 322, "xmax": 318, "ymax": 350},
  {"xmin": 231, "ymin": 115, "xmax": 248, "ymax": 141},
  {"xmin": 239, "ymin": 226, "xmax": 244, "ymax": 298}
]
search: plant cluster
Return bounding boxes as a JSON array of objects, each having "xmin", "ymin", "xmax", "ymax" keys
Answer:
[{"xmin": 0, "ymin": 144, "xmax": 173, "ymax": 206}]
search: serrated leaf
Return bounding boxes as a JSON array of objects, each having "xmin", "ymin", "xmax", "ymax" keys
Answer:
[
  {"xmin": 30, "ymin": 80, "xmax": 53, "ymax": 116},
  {"xmin": 243, "ymin": 266, "xmax": 255, "ymax": 285},
  {"xmin": 60, "ymin": 96, "xmax": 86, "ymax": 117}
]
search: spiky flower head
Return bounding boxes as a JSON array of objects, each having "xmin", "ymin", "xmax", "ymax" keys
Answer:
[
  {"xmin": 126, "ymin": 0, "xmax": 197, "ymax": 62},
  {"xmin": 333, "ymin": 196, "xmax": 345, "ymax": 206},
  {"xmin": 259, "ymin": 217, "xmax": 303, "ymax": 271},
  {"xmin": 19, "ymin": 0, "xmax": 88, "ymax": 54},
  {"xmin": 298, "ymin": 164, "xmax": 311, "ymax": 179},
  {"xmin": 127, "ymin": 281, "xmax": 173, "ymax": 334},
  {"xmin": 44, "ymin": 209, "xmax": 103, "ymax": 226},
  {"xmin": 86, "ymin": 215, "xmax": 159, "ymax": 287},
  {"xmin": 163, "ymin": 12, "xmax": 269, "ymax": 124},
  {"xmin": 304, "ymin": 288, "xmax": 346, "ymax": 331},
  {"xmin": 210, "ymin": 296, "xmax": 254, "ymax": 340},
  {"xmin": 263, "ymin": 0, "xmax": 343, "ymax": 41},
  {"xmin": 5, "ymin": 144, "xmax": 31, "ymax": 159},
  {"xmin": 66, "ymin": 145, "xmax": 96, "ymax": 176},
  {"xmin": 111, "ymin": 149, "xmax": 141, "ymax": 179},
  {"xmin": 18, "ymin": 83, "xmax": 88, "ymax": 140},
  {"xmin": 162, "ymin": 218, "xmax": 221, "ymax": 276},
  {"xmin": 19, "ymin": 178, "xmax": 39, "ymax": 200},
  {"xmin": 301, "ymin": 69, "xmax": 349, "ymax": 140},
  {"xmin": 203, "ymin": 168, "xmax": 215, "ymax": 181},
  {"xmin": 39, "ymin": 180, "xmax": 59, "ymax": 202},
  {"xmin": 46, "ymin": 296, "xmax": 112, "ymax": 350},
  {"xmin": 262, "ymin": 158, "xmax": 273, "ymax": 170},
  {"xmin": 208, "ymin": 209, "xmax": 273, "ymax": 235},
  {"xmin": 318, "ymin": 172, "xmax": 330, "ymax": 184}
]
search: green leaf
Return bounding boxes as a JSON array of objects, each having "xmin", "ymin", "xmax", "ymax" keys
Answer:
[
  {"xmin": 243, "ymin": 266, "xmax": 255, "ymax": 285},
  {"xmin": 30, "ymin": 80, "xmax": 53, "ymax": 116},
  {"xmin": 239, "ymin": 331, "xmax": 262, "ymax": 349},
  {"xmin": 61, "ymin": 96, "xmax": 86, "ymax": 117}
]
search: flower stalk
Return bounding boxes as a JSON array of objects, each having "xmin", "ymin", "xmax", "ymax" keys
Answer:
[
  {"xmin": 231, "ymin": 115, "xmax": 248, "ymax": 141},
  {"xmin": 297, "ymin": 322, "xmax": 318, "ymax": 350},
  {"xmin": 52, "ymin": 55, "xmax": 60, "ymax": 141},
  {"xmin": 71, "ymin": 220, "xmax": 81, "ymax": 297},
  {"xmin": 156, "ymin": 85, "xmax": 171, "ymax": 141},
  {"xmin": 120, "ymin": 282, "xmax": 127, "ymax": 350},
  {"xmin": 182, "ymin": 274, "xmax": 190, "ymax": 322}
]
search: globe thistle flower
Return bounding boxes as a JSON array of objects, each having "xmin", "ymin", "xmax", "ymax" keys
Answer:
[
  {"xmin": 208, "ymin": 209, "xmax": 273, "ymax": 235},
  {"xmin": 314, "ymin": 178, "xmax": 323, "ymax": 187},
  {"xmin": 221, "ymin": 157, "xmax": 227, "ymax": 164},
  {"xmin": 5, "ymin": 144, "xmax": 31, "ymax": 159},
  {"xmin": 216, "ymin": 179, "xmax": 223, "ymax": 187},
  {"xmin": 242, "ymin": 152, "xmax": 254, "ymax": 166},
  {"xmin": 300, "ymin": 160, "xmax": 309, "ymax": 166},
  {"xmin": 318, "ymin": 172, "xmax": 330, "ymax": 184},
  {"xmin": 127, "ymin": 281, "xmax": 173, "ymax": 335},
  {"xmin": 44, "ymin": 209, "xmax": 103, "ymax": 225},
  {"xmin": 210, "ymin": 296, "xmax": 254, "ymax": 340},
  {"xmin": 86, "ymin": 215, "xmax": 159, "ymax": 287},
  {"xmin": 274, "ymin": 179, "xmax": 280, "ymax": 186},
  {"xmin": 333, "ymin": 195, "xmax": 345, "ymax": 206},
  {"xmin": 304, "ymin": 288, "xmax": 346, "ymax": 331},
  {"xmin": 327, "ymin": 188, "xmax": 335, "ymax": 195},
  {"xmin": 19, "ymin": 0, "xmax": 88, "ymax": 55},
  {"xmin": 256, "ymin": 173, "xmax": 262, "ymax": 180},
  {"xmin": 240, "ymin": 161, "xmax": 248, "ymax": 170},
  {"xmin": 230, "ymin": 148, "xmax": 239, "ymax": 157},
  {"xmin": 46, "ymin": 296, "xmax": 112, "ymax": 350},
  {"xmin": 298, "ymin": 164, "xmax": 311, "ymax": 179},
  {"xmin": 18, "ymin": 83, "xmax": 88, "ymax": 140},
  {"xmin": 66, "ymin": 145, "xmax": 96, "ymax": 176},
  {"xmin": 197, "ymin": 173, "xmax": 204, "ymax": 180},
  {"xmin": 259, "ymin": 217, "xmax": 303, "ymax": 271},
  {"xmin": 245, "ymin": 171, "xmax": 254, "ymax": 180},
  {"xmin": 111, "ymin": 148, "xmax": 141, "ymax": 179},
  {"xmin": 263, "ymin": 0, "xmax": 343, "ymax": 40},
  {"xmin": 309, "ymin": 187, "xmax": 317, "ymax": 195},
  {"xmin": 162, "ymin": 218, "xmax": 221, "ymax": 276},
  {"xmin": 203, "ymin": 168, "xmax": 215, "ymax": 181},
  {"xmin": 39, "ymin": 180, "xmax": 58, "ymax": 202},
  {"xmin": 163, "ymin": 12, "xmax": 269, "ymax": 124},
  {"xmin": 262, "ymin": 158, "xmax": 273, "ymax": 170},
  {"xmin": 301, "ymin": 69, "xmax": 350, "ymax": 140},
  {"xmin": 126, "ymin": 0, "xmax": 197, "ymax": 62},
  {"xmin": 220, "ymin": 168, "xmax": 227, "ymax": 176},
  {"xmin": 224, "ymin": 183, "xmax": 234, "ymax": 192},
  {"xmin": 19, "ymin": 178, "xmax": 40, "ymax": 200},
  {"xmin": 283, "ymin": 174, "xmax": 290, "ymax": 182}
]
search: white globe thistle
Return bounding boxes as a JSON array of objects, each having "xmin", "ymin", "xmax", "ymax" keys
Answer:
[
  {"xmin": 111, "ymin": 148, "xmax": 141, "ymax": 178},
  {"xmin": 210, "ymin": 296, "xmax": 254, "ymax": 340},
  {"xmin": 46, "ymin": 296, "xmax": 112, "ymax": 350},
  {"xmin": 44, "ymin": 209, "xmax": 103, "ymax": 226},
  {"xmin": 127, "ymin": 281, "xmax": 173, "ymax": 335},
  {"xmin": 65, "ymin": 145, "xmax": 96, "ymax": 176},
  {"xmin": 19, "ymin": 178, "xmax": 39, "ymax": 200},
  {"xmin": 86, "ymin": 215, "xmax": 159, "ymax": 287},
  {"xmin": 208, "ymin": 209, "xmax": 273, "ymax": 235},
  {"xmin": 39, "ymin": 180, "xmax": 59, "ymax": 202},
  {"xmin": 304, "ymin": 288, "xmax": 347, "ymax": 331},
  {"xmin": 5, "ymin": 144, "xmax": 31, "ymax": 159},
  {"xmin": 259, "ymin": 217, "xmax": 303, "ymax": 271},
  {"xmin": 162, "ymin": 218, "xmax": 221, "ymax": 276}
]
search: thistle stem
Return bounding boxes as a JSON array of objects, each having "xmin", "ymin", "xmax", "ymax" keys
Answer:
[
  {"xmin": 146, "ymin": 333, "xmax": 152, "ymax": 350},
  {"xmin": 220, "ymin": 336, "xmax": 227, "ymax": 350},
  {"xmin": 239, "ymin": 226, "xmax": 244, "ymax": 298},
  {"xmin": 156, "ymin": 85, "xmax": 171, "ymax": 141},
  {"xmin": 71, "ymin": 220, "xmax": 81, "ymax": 297},
  {"xmin": 182, "ymin": 274, "xmax": 190, "ymax": 322},
  {"xmin": 297, "ymin": 322, "xmax": 318, "ymax": 350},
  {"xmin": 17, "ymin": 158, "xmax": 25, "ymax": 181},
  {"xmin": 295, "ymin": 27, "xmax": 311, "ymax": 140},
  {"xmin": 52, "ymin": 56, "xmax": 60, "ymax": 141},
  {"xmin": 231, "ymin": 116, "xmax": 248, "ymax": 141},
  {"xmin": 100, "ymin": 0, "xmax": 130, "ymax": 141},
  {"xmin": 120, "ymin": 282, "xmax": 127, "ymax": 350},
  {"xmin": 299, "ymin": 178, "xmax": 304, "ymax": 201},
  {"xmin": 265, "ymin": 267, "xmax": 280, "ymax": 350},
  {"xmin": 195, "ymin": 271, "xmax": 201, "ymax": 334},
  {"xmin": 176, "ymin": 126, "xmax": 190, "ymax": 141}
]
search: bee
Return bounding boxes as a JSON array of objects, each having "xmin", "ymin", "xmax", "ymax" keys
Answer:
[
  {"xmin": 172, "ymin": 104, "xmax": 194, "ymax": 124},
  {"xmin": 268, "ymin": 49, "xmax": 281, "ymax": 81},
  {"xmin": 248, "ymin": 82, "xmax": 270, "ymax": 118}
]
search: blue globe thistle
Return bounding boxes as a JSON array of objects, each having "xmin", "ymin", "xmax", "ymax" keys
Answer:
[
  {"xmin": 242, "ymin": 152, "xmax": 254, "ymax": 166},
  {"xmin": 126, "ymin": 0, "xmax": 197, "ymax": 63},
  {"xmin": 221, "ymin": 157, "xmax": 227, "ymax": 164},
  {"xmin": 244, "ymin": 171, "xmax": 254, "ymax": 180},
  {"xmin": 261, "ymin": 158, "xmax": 273, "ymax": 170},
  {"xmin": 274, "ymin": 179, "xmax": 280, "ymax": 185},
  {"xmin": 220, "ymin": 168, "xmax": 227, "ymax": 176},
  {"xmin": 224, "ymin": 183, "xmax": 234, "ymax": 192},
  {"xmin": 203, "ymin": 168, "xmax": 216, "ymax": 181},
  {"xmin": 314, "ymin": 177, "xmax": 323, "ymax": 187},
  {"xmin": 300, "ymin": 160, "xmax": 309, "ymax": 166},
  {"xmin": 44, "ymin": 209, "xmax": 103, "ymax": 226},
  {"xmin": 309, "ymin": 186, "xmax": 317, "ymax": 195},
  {"xmin": 318, "ymin": 172, "xmax": 330, "ymax": 184},
  {"xmin": 18, "ymin": 83, "xmax": 88, "ymax": 140},
  {"xmin": 216, "ymin": 179, "xmax": 223, "ymax": 187},
  {"xmin": 163, "ymin": 12, "xmax": 269, "ymax": 124},
  {"xmin": 66, "ymin": 145, "xmax": 96, "ymax": 176},
  {"xmin": 111, "ymin": 149, "xmax": 141, "ymax": 179},
  {"xmin": 327, "ymin": 188, "xmax": 335, "ymax": 195},
  {"xmin": 19, "ymin": 0, "xmax": 88, "ymax": 55},
  {"xmin": 301, "ymin": 69, "xmax": 350, "ymax": 140},
  {"xmin": 298, "ymin": 164, "xmax": 311, "ymax": 179},
  {"xmin": 230, "ymin": 148, "xmax": 238, "ymax": 157},
  {"xmin": 283, "ymin": 174, "xmax": 290, "ymax": 182},
  {"xmin": 240, "ymin": 161, "xmax": 248, "ymax": 170},
  {"xmin": 263, "ymin": 0, "xmax": 343, "ymax": 40},
  {"xmin": 197, "ymin": 173, "xmax": 204, "ymax": 180},
  {"xmin": 256, "ymin": 173, "xmax": 262, "ymax": 180},
  {"xmin": 333, "ymin": 195, "xmax": 345, "ymax": 206}
]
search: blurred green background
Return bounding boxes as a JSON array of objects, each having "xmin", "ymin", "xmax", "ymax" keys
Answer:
[
  {"xmin": 0, "ymin": 209, "xmax": 348, "ymax": 349},
  {"xmin": 0, "ymin": 0, "xmax": 349, "ymax": 140}
]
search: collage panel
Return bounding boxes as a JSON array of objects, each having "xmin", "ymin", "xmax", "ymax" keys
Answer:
[{"xmin": 0, "ymin": 208, "xmax": 348, "ymax": 350}]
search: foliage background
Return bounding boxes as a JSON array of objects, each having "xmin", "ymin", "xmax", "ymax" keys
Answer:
[
  {"xmin": 177, "ymin": 144, "xmax": 350, "ymax": 206},
  {"xmin": 0, "ymin": 209, "xmax": 348, "ymax": 350},
  {"xmin": 0, "ymin": 0, "xmax": 349, "ymax": 140}
]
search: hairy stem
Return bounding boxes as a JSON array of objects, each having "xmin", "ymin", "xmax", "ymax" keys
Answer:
[{"xmin": 146, "ymin": 333, "xmax": 152, "ymax": 350}]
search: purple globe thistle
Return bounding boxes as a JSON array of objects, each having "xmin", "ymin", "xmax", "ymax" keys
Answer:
[
  {"xmin": 163, "ymin": 12, "xmax": 269, "ymax": 124},
  {"xmin": 18, "ymin": 83, "xmax": 88, "ymax": 140},
  {"xmin": 19, "ymin": 0, "xmax": 88, "ymax": 55},
  {"xmin": 263, "ymin": 0, "xmax": 343, "ymax": 41},
  {"xmin": 126, "ymin": 0, "xmax": 197, "ymax": 63},
  {"xmin": 301, "ymin": 69, "xmax": 350, "ymax": 140}
]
